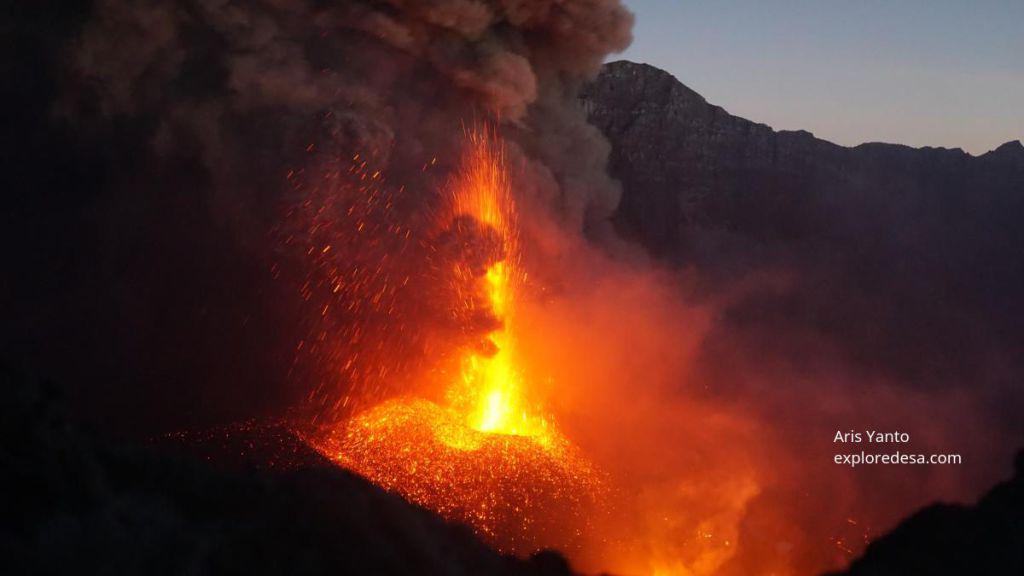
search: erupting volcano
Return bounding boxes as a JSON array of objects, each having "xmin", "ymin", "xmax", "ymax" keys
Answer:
[
  {"xmin": 13, "ymin": 2, "xmax": 1024, "ymax": 576},
  {"xmin": 311, "ymin": 131, "xmax": 602, "ymax": 553}
]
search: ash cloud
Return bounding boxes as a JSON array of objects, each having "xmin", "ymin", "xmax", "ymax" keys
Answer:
[
  {"xmin": 4, "ymin": 1, "xmax": 632, "ymax": 433},
  {"xmin": 65, "ymin": 0, "xmax": 631, "ymax": 224}
]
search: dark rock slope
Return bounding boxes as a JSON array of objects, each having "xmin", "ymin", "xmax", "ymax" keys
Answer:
[
  {"xmin": 583, "ymin": 60, "xmax": 1024, "ymax": 261},
  {"xmin": 824, "ymin": 452, "xmax": 1023, "ymax": 576},
  {"xmin": 583, "ymin": 60, "xmax": 1024, "ymax": 389},
  {"xmin": 0, "ymin": 364, "xmax": 571, "ymax": 576},
  {"xmin": 583, "ymin": 60, "xmax": 1024, "ymax": 576}
]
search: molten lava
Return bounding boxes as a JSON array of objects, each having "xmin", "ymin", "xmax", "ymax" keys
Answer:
[
  {"xmin": 441, "ymin": 131, "xmax": 552, "ymax": 443},
  {"xmin": 314, "ymin": 131, "xmax": 601, "ymax": 553}
]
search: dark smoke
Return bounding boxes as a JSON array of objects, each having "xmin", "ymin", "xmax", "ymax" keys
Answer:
[{"xmin": 2, "ymin": 0, "xmax": 632, "ymax": 434}]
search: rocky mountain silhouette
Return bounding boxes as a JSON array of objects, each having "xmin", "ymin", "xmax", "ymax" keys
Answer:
[
  {"xmin": 583, "ymin": 60, "xmax": 1023, "ymax": 576},
  {"xmin": 583, "ymin": 60, "xmax": 1024, "ymax": 392}
]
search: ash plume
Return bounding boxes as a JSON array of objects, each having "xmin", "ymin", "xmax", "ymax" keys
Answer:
[
  {"xmin": 5, "ymin": 0, "xmax": 632, "ymax": 432},
  {"xmin": 65, "ymin": 0, "xmax": 631, "ymax": 228}
]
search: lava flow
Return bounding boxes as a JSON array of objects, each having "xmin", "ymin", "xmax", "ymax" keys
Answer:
[{"xmin": 313, "ymin": 131, "xmax": 602, "ymax": 554}]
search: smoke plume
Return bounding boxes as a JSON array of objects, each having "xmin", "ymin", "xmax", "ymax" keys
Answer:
[{"xmin": 6, "ymin": 0, "xmax": 632, "ymax": 431}]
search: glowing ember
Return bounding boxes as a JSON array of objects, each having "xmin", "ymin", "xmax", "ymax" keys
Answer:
[
  {"xmin": 324, "ymin": 398, "xmax": 600, "ymax": 552},
  {"xmin": 441, "ymin": 130, "xmax": 552, "ymax": 444},
  {"xmin": 314, "ymin": 130, "xmax": 601, "ymax": 553}
]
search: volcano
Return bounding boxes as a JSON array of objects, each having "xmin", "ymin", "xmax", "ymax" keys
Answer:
[
  {"xmin": 305, "ymin": 131, "xmax": 603, "ymax": 554},
  {"xmin": 5, "ymin": 2, "xmax": 1024, "ymax": 576}
]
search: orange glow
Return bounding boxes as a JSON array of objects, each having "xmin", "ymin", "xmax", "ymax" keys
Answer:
[
  {"xmin": 322, "ymin": 397, "xmax": 600, "ymax": 552},
  {"xmin": 443, "ymin": 132, "xmax": 550, "ymax": 442},
  {"xmin": 312, "ymin": 129, "xmax": 598, "ymax": 554},
  {"xmin": 289, "ymin": 125, "xmax": 966, "ymax": 576}
]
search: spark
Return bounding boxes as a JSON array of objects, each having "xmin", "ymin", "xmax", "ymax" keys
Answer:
[{"xmin": 310, "ymin": 129, "xmax": 602, "ymax": 554}]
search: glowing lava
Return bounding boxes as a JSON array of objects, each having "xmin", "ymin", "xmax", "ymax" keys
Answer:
[
  {"xmin": 316, "ymin": 130, "xmax": 601, "ymax": 554},
  {"xmin": 442, "ymin": 130, "xmax": 553, "ymax": 445},
  {"xmin": 326, "ymin": 398, "xmax": 600, "ymax": 552}
]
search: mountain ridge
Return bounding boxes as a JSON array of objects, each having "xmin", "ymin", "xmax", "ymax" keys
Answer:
[
  {"xmin": 594, "ymin": 60, "xmax": 1022, "ymax": 159},
  {"xmin": 583, "ymin": 58, "xmax": 1024, "ymax": 576}
]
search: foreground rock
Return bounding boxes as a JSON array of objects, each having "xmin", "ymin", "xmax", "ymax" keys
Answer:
[
  {"xmin": 826, "ymin": 452, "xmax": 1023, "ymax": 576},
  {"xmin": 1, "ymin": 364, "xmax": 572, "ymax": 576}
]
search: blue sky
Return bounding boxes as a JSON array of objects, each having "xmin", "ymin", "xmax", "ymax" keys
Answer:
[{"xmin": 615, "ymin": 0, "xmax": 1023, "ymax": 154}]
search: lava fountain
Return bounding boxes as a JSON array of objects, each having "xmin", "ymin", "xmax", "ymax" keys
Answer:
[{"xmin": 313, "ymin": 130, "xmax": 602, "ymax": 554}]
